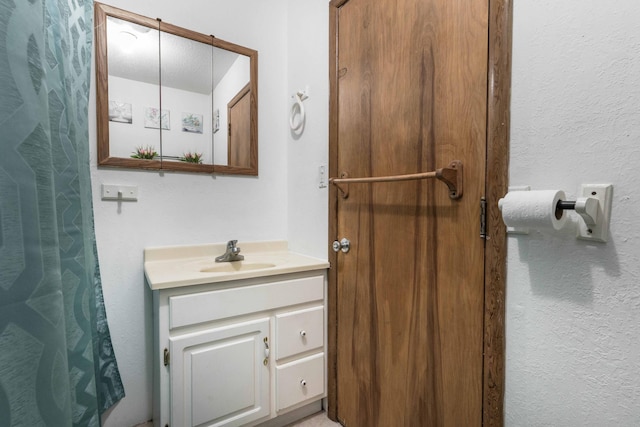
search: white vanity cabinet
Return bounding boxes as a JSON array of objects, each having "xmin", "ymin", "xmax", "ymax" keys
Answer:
[{"xmin": 152, "ymin": 272, "xmax": 327, "ymax": 427}]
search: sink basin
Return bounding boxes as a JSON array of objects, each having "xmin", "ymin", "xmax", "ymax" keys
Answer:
[
  {"xmin": 145, "ymin": 241, "xmax": 331, "ymax": 289},
  {"xmin": 200, "ymin": 262, "xmax": 276, "ymax": 273}
]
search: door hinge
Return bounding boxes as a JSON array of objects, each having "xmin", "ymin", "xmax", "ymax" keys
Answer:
[
  {"xmin": 163, "ymin": 348, "xmax": 170, "ymax": 366},
  {"xmin": 480, "ymin": 197, "xmax": 487, "ymax": 240}
]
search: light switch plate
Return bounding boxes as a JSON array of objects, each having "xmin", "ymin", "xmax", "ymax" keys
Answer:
[
  {"xmin": 576, "ymin": 184, "xmax": 613, "ymax": 243},
  {"xmin": 102, "ymin": 184, "xmax": 138, "ymax": 201},
  {"xmin": 318, "ymin": 164, "xmax": 328, "ymax": 189}
]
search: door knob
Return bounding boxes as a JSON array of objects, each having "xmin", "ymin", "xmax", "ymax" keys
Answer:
[{"xmin": 332, "ymin": 238, "xmax": 350, "ymax": 253}]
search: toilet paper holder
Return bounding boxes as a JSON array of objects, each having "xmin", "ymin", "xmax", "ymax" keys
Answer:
[{"xmin": 503, "ymin": 184, "xmax": 613, "ymax": 242}]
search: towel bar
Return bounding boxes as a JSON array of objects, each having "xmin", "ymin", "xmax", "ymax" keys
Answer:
[{"xmin": 329, "ymin": 160, "xmax": 462, "ymax": 200}]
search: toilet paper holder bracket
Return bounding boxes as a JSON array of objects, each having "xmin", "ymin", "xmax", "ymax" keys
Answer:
[
  {"xmin": 556, "ymin": 184, "xmax": 613, "ymax": 242},
  {"xmin": 574, "ymin": 184, "xmax": 613, "ymax": 242},
  {"xmin": 555, "ymin": 197, "xmax": 599, "ymax": 227}
]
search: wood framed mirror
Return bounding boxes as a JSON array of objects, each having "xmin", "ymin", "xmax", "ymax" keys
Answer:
[{"xmin": 94, "ymin": 2, "xmax": 258, "ymax": 175}]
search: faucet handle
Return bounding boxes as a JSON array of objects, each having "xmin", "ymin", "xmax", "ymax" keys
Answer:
[{"xmin": 227, "ymin": 239, "xmax": 238, "ymax": 248}]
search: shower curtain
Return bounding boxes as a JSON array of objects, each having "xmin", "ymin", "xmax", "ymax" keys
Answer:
[{"xmin": 0, "ymin": 0, "xmax": 125, "ymax": 425}]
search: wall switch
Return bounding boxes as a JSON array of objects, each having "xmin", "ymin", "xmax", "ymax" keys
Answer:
[
  {"xmin": 318, "ymin": 164, "xmax": 328, "ymax": 189},
  {"xmin": 102, "ymin": 184, "xmax": 138, "ymax": 201}
]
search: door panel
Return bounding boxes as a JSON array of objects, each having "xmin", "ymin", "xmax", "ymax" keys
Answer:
[
  {"xmin": 228, "ymin": 83, "xmax": 251, "ymax": 167},
  {"xmin": 333, "ymin": 0, "xmax": 489, "ymax": 425},
  {"xmin": 170, "ymin": 318, "xmax": 270, "ymax": 427}
]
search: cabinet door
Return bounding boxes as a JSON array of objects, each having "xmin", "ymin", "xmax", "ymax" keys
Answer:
[{"xmin": 170, "ymin": 318, "xmax": 270, "ymax": 427}]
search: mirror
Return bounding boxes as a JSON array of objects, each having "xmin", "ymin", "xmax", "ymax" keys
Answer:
[{"xmin": 95, "ymin": 3, "xmax": 258, "ymax": 175}]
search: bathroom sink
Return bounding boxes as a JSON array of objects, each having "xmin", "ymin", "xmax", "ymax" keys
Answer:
[
  {"xmin": 144, "ymin": 241, "xmax": 330, "ymax": 289},
  {"xmin": 200, "ymin": 262, "xmax": 276, "ymax": 273}
]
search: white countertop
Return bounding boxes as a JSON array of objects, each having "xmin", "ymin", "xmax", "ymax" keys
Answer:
[{"xmin": 144, "ymin": 240, "xmax": 330, "ymax": 290}]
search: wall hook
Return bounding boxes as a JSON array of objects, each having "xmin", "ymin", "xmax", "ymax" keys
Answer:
[{"xmin": 290, "ymin": 88, "xmax": 309, "ymax": 132}]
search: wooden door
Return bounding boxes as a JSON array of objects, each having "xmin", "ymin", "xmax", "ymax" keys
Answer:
[
  {"xmin": 228, "ymin": 83, "xmax": 252, "ymax": 168},
  {"xmin": 328, "ymin": 0, "xmax": 511, "ymax": 426}
]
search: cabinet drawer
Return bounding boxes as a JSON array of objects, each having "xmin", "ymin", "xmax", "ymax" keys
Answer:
[
  {"xmin": 276, "ymin": 353, "xmax": 324, "ymax": 412},
  {"xmin": 169, "ymin": 275, "xmax": 324, "ymax": 329},
  {"xmin": 276, "ymin": 306, "xmax": 324, "ymax": 360}
]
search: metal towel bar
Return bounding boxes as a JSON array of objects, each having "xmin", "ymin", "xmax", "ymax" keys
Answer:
[{"xmin": 329, "ymin": 160, "xmax": 462, "ymax": 200}]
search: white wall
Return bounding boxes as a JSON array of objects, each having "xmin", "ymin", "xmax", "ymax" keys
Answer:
[
  {"xmin": 506, "ymin": 1, "xmax": 640, "ymax": 425},
  {"xmin": 92, "ymin": 1, "xmax": 290, "ymax": 426},
  {"xmin": 286, "ymin": 0, "xmax": 330, "ymax": 259}
]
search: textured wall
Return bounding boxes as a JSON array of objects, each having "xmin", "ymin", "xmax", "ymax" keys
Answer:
[
  {"xmin": 506, "ymin": 0, "xmax": 640, "ymax": 425},
  {"xmin": 286, "ymin": 0, "xmax": 330, "ymax": 259}
]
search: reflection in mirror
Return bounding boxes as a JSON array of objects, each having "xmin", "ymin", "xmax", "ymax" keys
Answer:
[
  {"xmin": 159, "ymin": 30, "xmax": 213, "ymax": 165},
  {"xmin": 95, "ymin": 2, "xmax": 258, "ymax": 175},
  {"xmin": 106, "ymin": 16, "xmax": 160, "ymax": 159},
  {"xmin": 214, "ymin": 53, "xmax": 251, "ymax": 167}
]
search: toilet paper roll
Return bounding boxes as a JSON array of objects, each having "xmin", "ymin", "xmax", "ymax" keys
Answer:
[{"xmin": 498, "ymin": 190, "xmax": 567, "ymax": 231}]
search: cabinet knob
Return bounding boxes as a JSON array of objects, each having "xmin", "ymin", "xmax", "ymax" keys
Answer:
[
  {"xmin": 300, "ymin": 330, "xmax": 307, "ymax": 337},
  {"xmin": 300, "ymin": 379, "xmax": 307, "ymax": 387}
]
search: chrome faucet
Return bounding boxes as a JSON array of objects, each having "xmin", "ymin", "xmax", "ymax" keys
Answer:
[{"xmin": 215, "ymin": 240, "xmax": 244, "ymax": 262}]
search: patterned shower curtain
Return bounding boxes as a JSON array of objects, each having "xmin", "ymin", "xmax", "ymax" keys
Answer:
[{"xmin": 0, "ymin": 0, "xmax": 125, "ymax": 425}]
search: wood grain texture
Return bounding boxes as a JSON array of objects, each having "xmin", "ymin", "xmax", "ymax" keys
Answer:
[
  {"xmin": 95, "ymin": 2, "xmax": 162, "ymax": 168},
  {"xmin": 327, "ymin": 1, "xmax": 341, "ymax": 421},
  {"xmin": 228, "ymin": 83, "xmax": 252, "ymax": 168},
  {"xmin": 483, "ymin": 0, "xmax": 512, "ymax": 426},
  {"xmin": 331, "ymin": 0, "xmax": 489, "ymax": 425},
  {"xmin": 94, "ymin": 2, "xmax": 113, "ymax": 165}
]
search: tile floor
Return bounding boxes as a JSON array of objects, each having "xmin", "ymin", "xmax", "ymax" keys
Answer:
[
  {"xmin": 133, "ymin": 411, "xmax": 340, "ymax": 427},
  {"xmin": 287, "ymin": 411, "xmax": 341, "ymax": 426}
]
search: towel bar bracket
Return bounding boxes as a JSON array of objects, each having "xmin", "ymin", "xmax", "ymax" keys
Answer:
[
  {"xmin": 333, "ymin": 172, "xmax": 350, "ymax": 198},
  {"xmin": 437, "ymin": 160, "xmax": 463, "ymax": 200}
]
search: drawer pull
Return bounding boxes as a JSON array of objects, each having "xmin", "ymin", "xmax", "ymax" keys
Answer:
[
  {"xmin": 300, "ymin": 379, "xmax": 307, "ymax": 387},
  {"xmin": 300, "ymin": 330, "xmax": 307, "ymax": 337}
]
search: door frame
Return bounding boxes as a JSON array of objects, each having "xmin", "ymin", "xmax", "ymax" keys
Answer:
[{"xmin": 326, "ymin": 0, "xmax": 512, "ymax": 425}]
